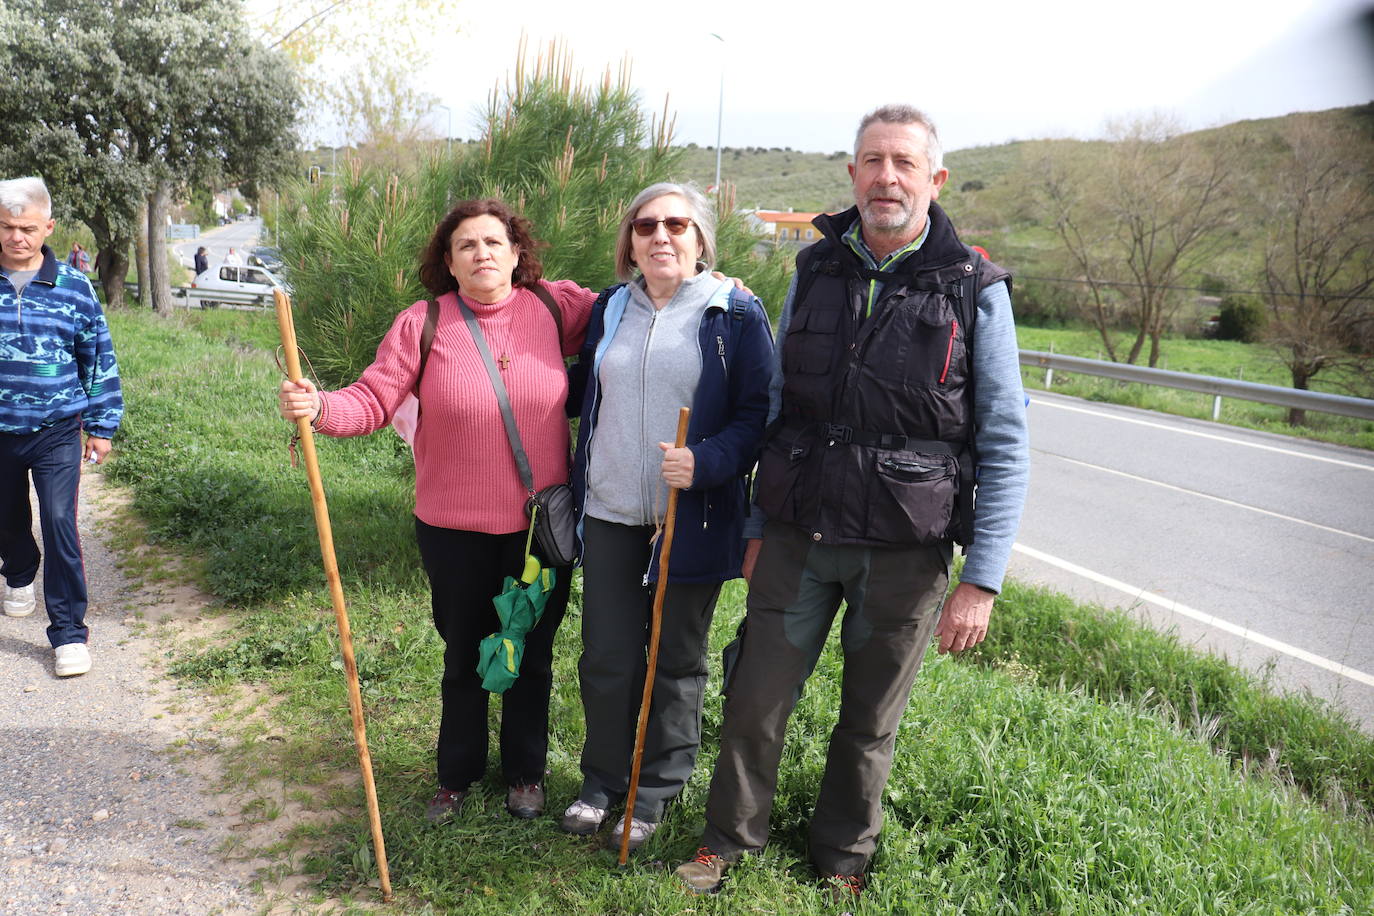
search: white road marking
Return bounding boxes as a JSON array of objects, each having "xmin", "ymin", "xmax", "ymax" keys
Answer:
[
  {"xmin": 1029, "ymin": 397, "xmax": 1374, "ymax": 472},
  {"xmin": 1041, "ymin": 452, "xmax": 1374, "ymax": 544},
  {"xmin": 1012, "ymin": 543, "xmax": 1374, "ymax": 689}
]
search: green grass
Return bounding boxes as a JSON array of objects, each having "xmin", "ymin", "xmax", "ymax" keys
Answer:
[
  {"xmin": 103, "ymin": 307, "xmax": 1374, "ymax": 913},
  {"xmin": 1016, "ymin": 327, "xmax": 1374, "ymax": 450}
]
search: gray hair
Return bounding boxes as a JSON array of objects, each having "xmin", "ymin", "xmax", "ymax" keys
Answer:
[
  {"xmin": 0, "ymin": 176, "xmax": 52, "ymax": 218},
  {"xmin": 614, "ymin": 182, "xmax": 717, "ymax": 283},
  {"xmin": 854, "ymin": 105, "xmax": 944, "ymax": 175}
]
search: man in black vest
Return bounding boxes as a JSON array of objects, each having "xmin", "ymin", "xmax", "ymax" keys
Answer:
[{"xmin": 675, "ymin": 105, "xmax": 1030, "ymax": 899}]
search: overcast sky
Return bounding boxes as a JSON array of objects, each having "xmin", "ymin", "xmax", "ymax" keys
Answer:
[{"xmin": 417, "ymin": 0, "xmax": 1374, "ymax": 153}]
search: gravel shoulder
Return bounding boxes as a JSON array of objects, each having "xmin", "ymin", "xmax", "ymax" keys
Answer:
[{"xmin": 0, "ymin": 467, "xmax": 300, "ymax": 915}]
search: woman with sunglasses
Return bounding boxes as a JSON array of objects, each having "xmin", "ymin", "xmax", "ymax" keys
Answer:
[{"xmin": 559, "ymin": 182, "xmax": 774, "ymax": 852}]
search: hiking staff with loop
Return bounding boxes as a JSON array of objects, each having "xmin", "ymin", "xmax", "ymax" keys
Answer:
[
  {"xmin": 618, "ymin": 406, "xmax": 691, "ymax": 866},
  {"xmin": 274, "ymin": 288, "xmax": 393, "ymax": 902}
]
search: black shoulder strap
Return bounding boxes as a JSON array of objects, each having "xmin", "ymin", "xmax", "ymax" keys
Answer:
[
  {"xmin": 528, "ymin": 281, "xmax": 565, "ymax": 345},
  {"xmin": 955, "ymin": 246, "xmax": 984, "ymax": 549}
]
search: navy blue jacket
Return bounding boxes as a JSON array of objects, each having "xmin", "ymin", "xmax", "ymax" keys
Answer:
[{"xmin": 569, "ymin": 282, "xmax": 774, "ymax": 583}]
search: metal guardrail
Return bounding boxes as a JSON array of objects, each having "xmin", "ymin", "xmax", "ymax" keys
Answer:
[
  {"xmin": 1019, "ymin": 349, "xmax": 1374, "ymax": 422},
  {"xmin": 171, "ymin": 286, "xmax": 272, "ymax": 310}
]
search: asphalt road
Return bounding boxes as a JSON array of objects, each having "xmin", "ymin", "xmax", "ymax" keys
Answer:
[
  {"xmin": 1005, "ymin": 390, "xmax": 1374, "ymax": 731},
  {"xmin": 171, "ymin": 219, "xmax": 261, "ymax": 272}
]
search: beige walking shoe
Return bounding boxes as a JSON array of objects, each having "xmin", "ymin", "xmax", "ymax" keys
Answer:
[{"xmin": 674, "ymin": 846, "xmax": 732, "ymax": 894}]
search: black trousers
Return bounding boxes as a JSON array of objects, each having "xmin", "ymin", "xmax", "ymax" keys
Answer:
[
  {"xmin": 576, "ymin": 516, "xmax": 723, "ymax": 821},
  {"xmin": 415, "ymin": 518, "xmax": 570, "ymax": 792}
]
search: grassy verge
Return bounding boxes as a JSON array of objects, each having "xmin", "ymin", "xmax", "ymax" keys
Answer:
[
  {"xmin": 1016, "ymin": 326, "xmax": 1374, "ymax": 450},
  {"xmin": 103, "ymin": 308, "xmax": 1374, "ymax": 914}
]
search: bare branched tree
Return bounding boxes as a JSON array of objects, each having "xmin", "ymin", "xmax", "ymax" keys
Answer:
[
  {"xmin": 1033, "ymin": 115, "xmax": 1238, "ymax": 366},
  {"xmin": 1258, "ymin": 116, "xmax": 1374, "ymax": 424}
]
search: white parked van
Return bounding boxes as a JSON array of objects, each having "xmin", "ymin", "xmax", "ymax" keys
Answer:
[{"xmin": 186, "ymin": 264, "xmax": 289, "ymax": 308}]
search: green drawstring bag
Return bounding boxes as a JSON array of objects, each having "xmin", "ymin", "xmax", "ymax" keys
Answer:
[{"xmin": 476, "ymin": 508, "xmax": 556, "ymax": 694}]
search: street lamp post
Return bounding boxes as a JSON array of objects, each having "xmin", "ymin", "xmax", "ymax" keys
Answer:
[
  {"xmin": 710, "ymin": 33, "xmax": 725, "ymax": 193},
  {"xmin": 436, "ymin": 104, "xmax": 453, "ymax": 157}
]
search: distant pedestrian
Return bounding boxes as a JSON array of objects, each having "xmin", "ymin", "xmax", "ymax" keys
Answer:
[
  {"xmin": 0, "ymin": 176, "xmax": 124, "ymax": 678},
  {"xmin": 66, "ymin": 242, "xmax": 90, "ymax": 273},
  {"xmin": 194, "ymin": 246, "xmax": 209, "ymax": 275},
  {"xmin": 223, "ymin": 247, "xmax": 242, "ymax": 266}
]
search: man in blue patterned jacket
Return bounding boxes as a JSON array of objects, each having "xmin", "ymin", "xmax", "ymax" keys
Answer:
[{"xmin": 0, "ymin": 176, "xmax": 123, "ymax": 677}]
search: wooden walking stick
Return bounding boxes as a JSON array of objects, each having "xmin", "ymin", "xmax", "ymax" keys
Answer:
[
  {"xmin": 274, "ymin": 289, "xmax": 393, "ymax": 902},
  {"xmin": 619, "ymin": 406, "xmax": 691, "ymax": 866}
]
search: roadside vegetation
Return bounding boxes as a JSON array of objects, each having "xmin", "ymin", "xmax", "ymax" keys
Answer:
[{"xmin": 104, "ymin": 304, "xmax": 1373, "ymax": 914}]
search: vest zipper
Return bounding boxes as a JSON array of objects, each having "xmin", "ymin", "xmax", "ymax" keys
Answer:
[{"xmin": 939, "ymin": 320, "xmax": 957, "ymax": 384}]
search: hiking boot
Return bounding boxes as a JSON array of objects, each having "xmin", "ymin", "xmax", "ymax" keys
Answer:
[
  {"xmin": 506, "ymin": 783, "xmax": 544, "ymax": 819},
  {"xmin": 425, "ymin": 787, "xmax": 467, "ymax": 823},
  {"xmin": 4, "ymin": 583, "xmax": 35, "ymax": 618},
  {"xmin": 824, "ymin": 873, "xmax": 864, "ymax": 905},
  {"xmin": 674, "ymin": 846, "xmax": 732, "ymax": 894},
  {"xmin": 558, "ymin": 799, "xmax": 608, "ymax": 835},
  {"xmin": 608, "ymin": 814, "xmax": 658, "ymax": 851},
  {"xmin": 54, "ymin": 643, "xmax": 91, "ymax": 677}
]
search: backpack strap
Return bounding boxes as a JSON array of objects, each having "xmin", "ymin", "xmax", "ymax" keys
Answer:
[
  {"xmin": 415, "ymin": 298, "xmax": 440, "ymax": 395},
  {"xmin": 527, "ymin": 281, "xmax": 565, "ymax": 347}
]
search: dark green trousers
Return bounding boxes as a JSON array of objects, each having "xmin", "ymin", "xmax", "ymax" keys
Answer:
[{"xmin": 701, "ymin": 521, "xmax": 949, "ymax": 876}]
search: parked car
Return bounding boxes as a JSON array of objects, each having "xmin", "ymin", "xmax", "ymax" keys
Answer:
[
  {"xmin": 247, "ymin": 246, "xmax": 284, "ymax": 272},
  {"xmin": 186, "ymin": 264, "xmax": 289, "ymax": 309}
]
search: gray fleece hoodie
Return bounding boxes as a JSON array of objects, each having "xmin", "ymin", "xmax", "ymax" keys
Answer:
[{"xmin": 584, "ymin": 272, "xmax": 723, "ymax": 526}]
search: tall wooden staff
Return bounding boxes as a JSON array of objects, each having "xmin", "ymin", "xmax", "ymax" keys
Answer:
[
  {"xmin": 619, "ymin": 406, "xmax": 691, "ymax": 866},
  {"xmin": 274, "ymin": 289, "xmax": 393, "ymax": 901}
]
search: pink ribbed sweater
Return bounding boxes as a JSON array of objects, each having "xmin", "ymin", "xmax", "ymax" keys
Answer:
[{"xmin": 315, "ymin": 280, "xmax": 595, "ymax": 534}]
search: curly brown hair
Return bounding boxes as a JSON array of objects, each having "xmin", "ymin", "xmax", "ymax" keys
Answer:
[{"xmin": 417, "ymin": 198, "xmax": 545, "ymax": 297}]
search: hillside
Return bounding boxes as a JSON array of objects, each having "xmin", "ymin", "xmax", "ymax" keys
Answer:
[{"xmin": 675, "ymin": 104, "xmax": 1374, "ymax": 217}]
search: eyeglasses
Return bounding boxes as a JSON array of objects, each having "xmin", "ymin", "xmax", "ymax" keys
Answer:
[{"xmin": 630, "ymin": 216, "xmax": 694, "ymax": 237}]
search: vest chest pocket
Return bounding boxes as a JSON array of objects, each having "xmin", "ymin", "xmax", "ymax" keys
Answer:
[
  {"xmin": 782, "ymin": 304, "xmax": 841, "ymax": 375},
  {"xmin": 865, "ymin": 450, "xmax": 957, "ymax": 545}
]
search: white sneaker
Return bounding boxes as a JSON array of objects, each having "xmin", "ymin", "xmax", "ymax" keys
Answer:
[
  {"xmin": 609, "ymin": 814, "xmax": 659, "ymax": 851},
  {"xmin": 4, "ymin": 583, "xmax": 35, "ymax": 617},
  {"xmin": 54, "ymin": 643, "xmax": 91, "ymax": 677}
]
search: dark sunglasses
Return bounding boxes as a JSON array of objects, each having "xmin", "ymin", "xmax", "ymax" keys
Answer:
[{"xmin": 630, "ymin": 216, "xmax": 694, "ymax": 237}]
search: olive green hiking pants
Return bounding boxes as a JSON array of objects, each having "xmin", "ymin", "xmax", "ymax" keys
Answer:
[{"xmin": 700, "ymin": 521, "xmax": 949, "ymax": 877}]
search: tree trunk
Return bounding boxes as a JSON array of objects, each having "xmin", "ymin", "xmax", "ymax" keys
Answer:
[
  {"xmin": 1126, "ymin": 326, "xmax": 1146, "ymax": 364},
  {"xmin": 134, "ymin": 204, "xmax": 150, "ymax": 307},
  {"xmin": 1287, "ymin": 368, "xmax": 1310, "ymax": 427},
  {"xmin": 98, "ymin": 243, "xmax": 130, "ymax": 310},
  {"xmin": 147, "ymin": 182, "xmax": 173, "ymax": 316}
]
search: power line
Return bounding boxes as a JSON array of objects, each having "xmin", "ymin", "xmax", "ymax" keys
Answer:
[{"xmin": 1014, "ymin": 274, "xmax": 1374, "ymax": 304}]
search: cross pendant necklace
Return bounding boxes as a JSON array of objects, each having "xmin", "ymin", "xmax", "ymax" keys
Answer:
[{"xmin": 497, "ymin": 353, "xmax": 511, "ymax": 370}]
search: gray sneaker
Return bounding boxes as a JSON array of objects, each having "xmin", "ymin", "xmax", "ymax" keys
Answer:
[
  {"xmin": 424, "ymin": 787, "xmax": 467, "ymax": 823},
  {"xmin": 4, "ymin": 583, "xmax": 35, "ymax": 618},
  {"xmin": 558, "ymin": 799, "xmax": 608, "ymax": 835},
  {"xmin": 674, "ymin": 846, "xmax": 732, "ymax": 894},
  {"xmin": 608, "ymin": 814, "xmax": 658, "ymax": 851}
]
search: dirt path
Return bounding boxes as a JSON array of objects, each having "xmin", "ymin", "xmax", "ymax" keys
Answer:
[{"xmin": 0, "ymin": 468, "xmax": 304, "ymax": 915}]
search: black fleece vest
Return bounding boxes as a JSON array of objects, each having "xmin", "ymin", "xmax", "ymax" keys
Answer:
[{"xmin": 756, "ymin": 203, "xmax": 1009, "ymax": 547}]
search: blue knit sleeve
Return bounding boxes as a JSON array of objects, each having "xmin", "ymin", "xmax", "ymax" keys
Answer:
[{"xmin": 959, "ymin": 279, "xmax": 1029, "ymax": 591}]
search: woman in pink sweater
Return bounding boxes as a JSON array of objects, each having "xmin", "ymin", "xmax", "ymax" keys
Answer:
[{"xmin": 278, "ymin": 199, "xmax": 594, "ymax": 824}]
